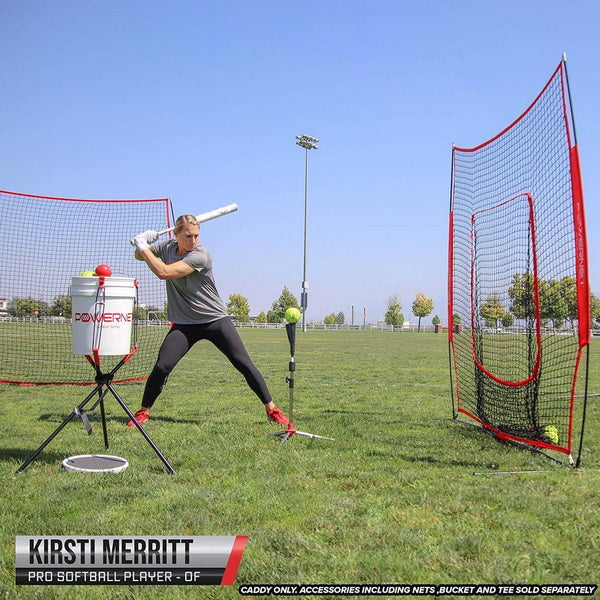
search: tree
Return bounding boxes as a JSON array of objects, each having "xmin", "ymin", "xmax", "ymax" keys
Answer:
[
  {"xmin": 256, "ymin": 311, "xmax": 267, "ymax": 324},
  {"xmin": 227, "ymin": 293, "xmax": 250, "ymax": 323},
  {"xmin": 508, "ymin": 272, "xmax": 536, "ymax": 320},
  {"xmin": 509, "ymin": 273, "xmax": 578, "ymax": 328},
  {"xmin": 432, "ymin": 314, "xmax": 441, "ymax": 326},
  {"xmin": 479, "ymin": 294, "xmax": 506, "ymax": 328},
  {"xmin": 501, "ymin": 313, "xmax": 514, "ymax": 328},
  {"xmin": 384, "ymin": 295, "xmax": 404, "ymax": 327},
  {"xmin": 8, "ymin": 296, "xmax": 49, "ymax": 317},
  {"xmin": 412, "ymin": 292, "xmax": 434, "ymax": 332},
  {"xmin": 558, "ymin": 276, "xmax": 578, "ymax": 327},
  {"xmin": 51, "ymin": 295, "xmax": 71, "ymax": 318},
  {"xmin": 267, "ymin": 287, "xmax": 299, "ymax": 323},
  {"xmin": 539, "ymin": 279, "xmax": 568, "ymax": 328},
  {"xmin": 324, "ymin": 311, "xmax": 344, "ymax": 325}
]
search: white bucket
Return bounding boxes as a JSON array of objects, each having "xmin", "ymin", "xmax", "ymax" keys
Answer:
[{"xmin": 71, "ymin": 276, "xmax": 136, "ymax": 355}]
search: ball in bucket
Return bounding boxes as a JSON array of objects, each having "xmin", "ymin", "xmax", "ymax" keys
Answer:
[
  {"xmin": 285, "ymin": 307, "xmax": 301, "ymax": 324},
  {"xmin": 95, "ymin": 264, "xmax": 112, "ymax": 277},
  {"xmin": 79, "ymin": 270, "xmax": 96, "ymax": 277}
]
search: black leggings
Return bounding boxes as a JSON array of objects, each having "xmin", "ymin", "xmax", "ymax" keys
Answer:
[{"xmin": 142, "ymin": 317, "xmax": 272, "ymax": 408}]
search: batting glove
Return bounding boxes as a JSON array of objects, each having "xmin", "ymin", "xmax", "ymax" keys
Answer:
[
  {"xmin": 142, "ymin": 230, "xmax": 159, "ymax": 244},
  {"xmin": 133, "ymin": 234, "xmax": 149, "ymax": 252},
  {"xmin": 131, "ymin": 230, "xmax": 158, "ymax": 251}
]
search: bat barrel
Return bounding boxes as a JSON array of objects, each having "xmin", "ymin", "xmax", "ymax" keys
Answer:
[{"xmin": 155, "ymin": 203, "xmax": 238, "ymax": 236}]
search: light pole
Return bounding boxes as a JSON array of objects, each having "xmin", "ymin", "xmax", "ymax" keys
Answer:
[{"xmin": 295, "ymin": 134, "xmax": 318, "ymax": 332}]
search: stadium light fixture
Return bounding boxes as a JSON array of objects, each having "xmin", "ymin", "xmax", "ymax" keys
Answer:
[{"xmin": 295, "ymin": 134, "xmax": 319, "ymax": 332}]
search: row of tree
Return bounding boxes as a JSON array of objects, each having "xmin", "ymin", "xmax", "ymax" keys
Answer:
[
  {"xmin": 226, "ymin": 287, "xmax": 299, "ymax": 323},
  {"xmin": 3, "ymin": 296, "xmax": 168, "ymax": 321},
  {"xmin": 384, "ymin": 292, "xmax": 435, "ymax": 331},
  {"xmin": 5, "ymin": 295, "xmax": 72, "ymax": 318},
  {"xmin": 5, "ymin": 277, "xmax": 600, "ymax": 328},
  {"xmin": 229, "ymin": 288, "xmax": 437, "ymax": 329},
  {"xmin": 477, "ymin": 274, "xmax": 600, "ymax": 329}
]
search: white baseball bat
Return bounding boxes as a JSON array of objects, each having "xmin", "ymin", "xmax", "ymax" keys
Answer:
[
  {"xmin": 157, "ymin": 203, "xmax": 239, "ymax": 236},
  {"xmin": 131, "ymin": 203, "xmax": 238, "ymax": 246}
]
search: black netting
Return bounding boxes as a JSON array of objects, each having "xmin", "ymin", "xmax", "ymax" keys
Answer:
[{"xmin": 0, "ymin": 192, "xmax": 172, "ymax": 384}]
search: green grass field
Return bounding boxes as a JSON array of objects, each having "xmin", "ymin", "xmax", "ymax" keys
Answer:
[{"xmin": 1, "ymin": 330, "xmax": 599, "ymax": 599}]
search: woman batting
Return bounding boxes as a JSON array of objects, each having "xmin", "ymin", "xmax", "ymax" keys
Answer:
[{"xmin": 129, "ymin": 215, "xmax": 289, "ymax": 428}]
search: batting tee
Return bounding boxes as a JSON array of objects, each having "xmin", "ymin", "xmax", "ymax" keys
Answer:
[
  {"xmin": 0, "ymin": 190, "xmax": 173, "ymax": 384},
  {"xmin": 448, "ymin": 57, "xmax": 590, "ymax": 465}
]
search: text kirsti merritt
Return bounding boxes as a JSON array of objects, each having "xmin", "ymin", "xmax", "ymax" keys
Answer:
[{"xmin": 27, "ymin": 537, "xmax": 193, "ymax": 565}]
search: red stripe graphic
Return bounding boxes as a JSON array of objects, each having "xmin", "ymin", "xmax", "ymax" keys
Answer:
[{"xmin": 221, "ymin": 535, "xmax": 248, "ymax": 585}]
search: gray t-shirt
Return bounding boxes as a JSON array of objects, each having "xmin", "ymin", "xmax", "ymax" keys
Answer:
[{"xmin": 151, "ymin": 240, "xmax": 228, "ymax": 324}]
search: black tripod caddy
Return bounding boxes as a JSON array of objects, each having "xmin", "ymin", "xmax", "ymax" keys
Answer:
[{"xmin": 17, "ymin": 276, "xmax": 174, "ymax": 474}]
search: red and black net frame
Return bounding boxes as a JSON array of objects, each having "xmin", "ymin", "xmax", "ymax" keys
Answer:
[{"xmin": 447, "ymin": 56, "xmax": 591, "ymax": 467}]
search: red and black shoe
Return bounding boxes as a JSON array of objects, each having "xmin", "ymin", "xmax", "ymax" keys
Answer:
[
  {"xmin": 266, "ymin": 405, "xmax": 290, "ymax": 426},
  {"xmin": 127, "ymin": 409, "xmax": 150, "ymax": 427}
]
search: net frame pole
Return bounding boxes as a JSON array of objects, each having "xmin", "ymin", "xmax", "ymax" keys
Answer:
[
  {"xmin": 562, "ymin": 54, "xmax": 591, "ymax": 468},
  {"xmin": 562, "ymin": 53, "xmax": 579, "ymax": 145},
  {"xmin": 448, "ymin": 145, "xmax": 458, "ymax": 419}
]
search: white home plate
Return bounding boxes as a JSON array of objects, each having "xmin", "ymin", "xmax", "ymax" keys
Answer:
[{"xmin": 62, "ymin": 454, "xmax": 129, "ymax": 473}]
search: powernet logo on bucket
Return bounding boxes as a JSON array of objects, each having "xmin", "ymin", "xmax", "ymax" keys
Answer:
[
  {"xmin": 74, "ymin": 311, "xmax": 132, "ymax": 323},
  {"xmin": 15, "ymin": 536, "xmax": 248, "ymax": 586}
]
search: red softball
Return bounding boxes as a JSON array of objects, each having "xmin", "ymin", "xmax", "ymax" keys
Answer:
[{"xmin": 94, "ymin": 264, "xmax": 112, "ymax": 277}]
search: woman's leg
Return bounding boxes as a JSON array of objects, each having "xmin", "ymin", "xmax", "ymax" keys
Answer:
[
  {"xmin": 204, "ymin": 318, "xmax": 273, "ymax": 404},
  {"xmin": 141, "ymin": 325, "xmax": 196, "ymax": 409}
]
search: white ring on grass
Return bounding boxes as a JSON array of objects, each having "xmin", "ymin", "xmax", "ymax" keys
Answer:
[{"xmin": 61, "ymin": 454, "xmax": 129, "ymax": 473}]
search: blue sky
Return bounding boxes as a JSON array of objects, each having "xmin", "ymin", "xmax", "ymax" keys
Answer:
[{"xmin": 2, "ymin": 1, "xmax": 599, "ymax": 323}]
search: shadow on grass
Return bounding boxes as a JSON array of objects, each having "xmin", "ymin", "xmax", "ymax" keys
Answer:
[
  {"xmin": 37, "ymin": 412, "xmax": 201, "ymax": 426},
  {"xmin": 1, "ymin": 446, "xmax": 65, "ymax": 468},
  {"xmin": 394, "ymin": 451, "xmax": 484, "ymax": 469},
  {"xmin": 322, "ymin": 408, "xmax": 391, "ymax": 417}
]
